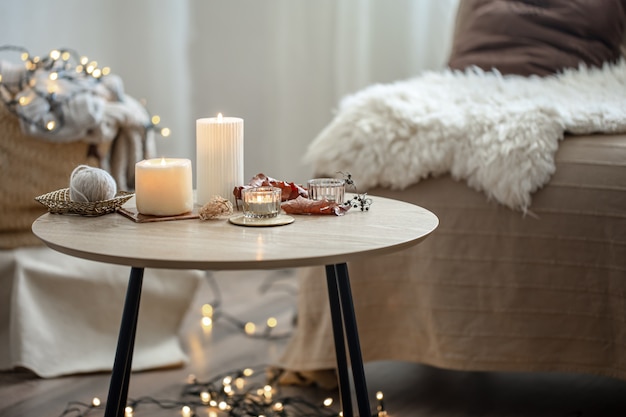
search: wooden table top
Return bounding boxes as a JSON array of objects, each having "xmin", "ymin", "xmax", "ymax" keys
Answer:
[{"xmin": 32, "ymin": 194, "xmax": 438, "ymax": 271}]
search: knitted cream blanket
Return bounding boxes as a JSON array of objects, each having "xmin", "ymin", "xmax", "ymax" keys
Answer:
[{"xmin": 304, "ymin": 60, "xmax": 626, "ymax": 211}]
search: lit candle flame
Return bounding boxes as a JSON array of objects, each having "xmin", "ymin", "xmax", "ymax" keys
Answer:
[
  {"xmin": 217, "ymin": 113, "xmax": 223, "ymax": 122},
  {"xmin": 160, "ymin": 157, "xmax": 166, "ymax": 165}
]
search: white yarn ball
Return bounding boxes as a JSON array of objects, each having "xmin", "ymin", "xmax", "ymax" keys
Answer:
[{"xmin": 69, "ymin": 165, "xmax": 117, "ymax": 202}]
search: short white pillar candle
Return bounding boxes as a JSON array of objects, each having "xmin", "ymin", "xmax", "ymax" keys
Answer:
[{"xmin": 135, "ymin": 158, "xmax": 193, "ymax": 216}]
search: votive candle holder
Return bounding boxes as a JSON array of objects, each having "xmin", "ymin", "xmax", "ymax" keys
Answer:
[
  {"xmin": 241, "ymin": 186, "xmax": 282, "ymax": 219},
  {"xmin": 307, "ymin": 178, "xmax": 346, "ymax": 204}
]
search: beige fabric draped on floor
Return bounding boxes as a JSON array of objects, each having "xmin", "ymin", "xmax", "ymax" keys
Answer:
[{"xmin": 0, "ymin": 246, "xmax": 203, "ymax": 378}]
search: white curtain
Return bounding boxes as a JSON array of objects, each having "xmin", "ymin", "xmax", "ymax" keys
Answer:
[{"xmin": 0, "ymin": 0, "xmax": 459, "ymax": 185}]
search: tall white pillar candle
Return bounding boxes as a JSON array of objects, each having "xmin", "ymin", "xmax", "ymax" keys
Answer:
[
  {"xmin": 196, "ymin": 114, "xmax": 244, "ymax": 206},
  {"xmin": 135, "ymin": 158, "xmax": 193, "ymax": 216}
]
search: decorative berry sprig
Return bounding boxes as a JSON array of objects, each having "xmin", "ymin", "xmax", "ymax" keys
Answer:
[{"xmin": 338, "ymin": 171, "xmax": 373, "ymax": 211}]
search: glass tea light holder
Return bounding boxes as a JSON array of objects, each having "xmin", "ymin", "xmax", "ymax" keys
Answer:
[
  {"xmin": 307, "ymin": 178, "xmax": 346, "ymax": 204},
  {"xmin": 241, "ymin": 186, "xmax": 282, "ymax": 219}
]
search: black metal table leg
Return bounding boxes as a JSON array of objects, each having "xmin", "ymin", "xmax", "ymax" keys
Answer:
[
  {"xmin": 325, "ymin": 265, "xmax": 354, "ymax": 417},
  {"xmin": 335, "ymin": 262, "xmax": 372, "ymax": 417},
  {"xmin": 325, "ymin": 262, "xmax": 372, "ymax": 417},
  {"xmin": 104, "ymin": 267, "xmax": 145, "ymax": 417}
]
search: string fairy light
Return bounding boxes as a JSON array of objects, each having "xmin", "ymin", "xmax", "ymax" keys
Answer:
[
  {"xmin": 0, "ymin": 45, "xmax": 170, "ymax": 138},
  {"xmin": 53, "ymin": 271, "xmax": 388, "ymax": 417},
  {"xmin": 51, "ymin": 364, "xmax": 346, "ymax": 417},
  {"xmin": 200, "ymin": 271, "xmax": 298, "ymax": 340},
  {"xmin": 53, "ymin": 358, "xmax": 388, "ymax": 417}
]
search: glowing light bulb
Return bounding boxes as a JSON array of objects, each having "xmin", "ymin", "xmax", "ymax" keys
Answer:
[
  {"xmin": 80, "ymin": 56, "xmax": 89, "ymax": 65},
  {"xmin": 223, "ymin": 376, "xmax": 232, "ymax": 385},
  {"xmin": 49, "ymin": 72, "xmax": 58, "ymax": 81},
  {"xmin": 200, "ymin": 391, "xmax": 210, "ymax": 404},
  {"xmin": 181, "ymin": 405, "xmax": 192, "ymax": 417},
  {"xmin": 20, "ymin": 52, "xmax": 29, "ymax": 61},
  {"xmin": 273, "ymin": 402, "xmax": 284, "ymax": 411},
  {"xmin": 151, "ymin": 115, "xmax": 161, "ymax": 125},
  {"xmin": 323, "ymin": 397, "xmax": 333, "ymax": 407},
  {"xmin": 235, "ymin": 377, "xmax": 245, "ymax": 389},
  {"xmin": 102, "ymin": 66, "xmax": 111, "ymax": 75},
  {"xmin": 76, "ymin": 65, "xmax": 84, "ymax": 73},
  {"xmin": 124, "ymin": 406, "xmax": 133, "ymax": 417},
  {"xmin": 46, "ymin": 120, "xmax": 56, "ymax": 131},
  {"xmin": 266, "ymin": 317, "xmax": 278, "ymax": 328},
  {"xmin": 160, "ymin": 127, "xmax": 171, "ymax": 137},
  {"xmin": 201, "ymin": 316, "xmax": 212, "ymax": 328},
  {"xmin": 92, "ymin": 68, "xmax": 102, "ymax": 78},
  {"xmin": 202, "ymin": 303, "xmax": 213, "ymax": 317},
  {"xmin": 243, "ymin": 368, "xmax": 254, "ymax": 377},
  {"xmin": 61, "ymin": 51, "xmax": 70, "ymax": 61},
  {"xmin": 91, "ymin": 397, "xmax": 101, "ymax": 407},
  {"xmin": 86, "ymin": 61, "xmax": 97, "ymax": 74},
  {"xmin": 244, "ymin": 322, "xmax": 256, "ymax": 335},
  {"xmin": 50, "ymin": 50, "xmax": 61, "ymax": 60},
  {"xmin": 218, "ymin": 401, "xmax": 228, "ymax": 410},
  {"xmin": 376, "ymin": 390, "xmax": 386, "ymax": 414}
]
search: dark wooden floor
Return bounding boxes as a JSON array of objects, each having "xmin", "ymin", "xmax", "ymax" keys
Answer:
[{"xmin": 2, "ymin": 270, "xmax": 626, "ymax": 417}]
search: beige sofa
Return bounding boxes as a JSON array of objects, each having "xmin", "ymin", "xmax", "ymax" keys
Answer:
[{"xmin": 278, "ymin": 0, "xmax": 626, "ymax": 383}]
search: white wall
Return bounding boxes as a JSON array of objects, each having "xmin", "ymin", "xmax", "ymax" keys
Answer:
[{"xmin": 0, "ymin": 0, "xmax": 459, "ymax": 185}]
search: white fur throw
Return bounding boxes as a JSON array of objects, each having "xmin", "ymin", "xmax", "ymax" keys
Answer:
[{"xmin": 304, "ymin": 60, "xmax": 626, "ymax": 211}]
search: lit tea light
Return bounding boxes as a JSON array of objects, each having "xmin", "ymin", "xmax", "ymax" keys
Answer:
[
  {"xmin": 135, "ymin": 157, "xmax": 193, "ymax": 216},
  {"xmin": 241, "ymin": 186, "xmax": 281, "ymax": 219}
]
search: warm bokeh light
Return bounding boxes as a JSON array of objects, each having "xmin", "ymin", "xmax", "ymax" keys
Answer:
[{"xmin": 244, "ymin": 322, "xmax": 256, "ymax": 335}]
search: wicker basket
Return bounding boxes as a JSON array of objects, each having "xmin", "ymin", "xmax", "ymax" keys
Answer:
[
  {"xmin": 35, "ymin": 188, "xmax": 134, "ymax": 216},
  {"xmin": 0, "ymin": 104, "xmax": 105, "ymax": 248}
]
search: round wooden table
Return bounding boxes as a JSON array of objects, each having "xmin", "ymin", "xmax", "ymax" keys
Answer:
[{"xmin": 32, "ymin": 194, "xmax": 438, "ymax": 417}]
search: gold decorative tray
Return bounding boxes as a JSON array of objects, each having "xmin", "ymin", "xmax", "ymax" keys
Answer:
[
  {"xmin": 229, "ymin": 213, "xmax": 295, "ymax": 227},
  {"xmin": 35, "ymin": 188, "xmax": 134, "ymax": 216}
]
